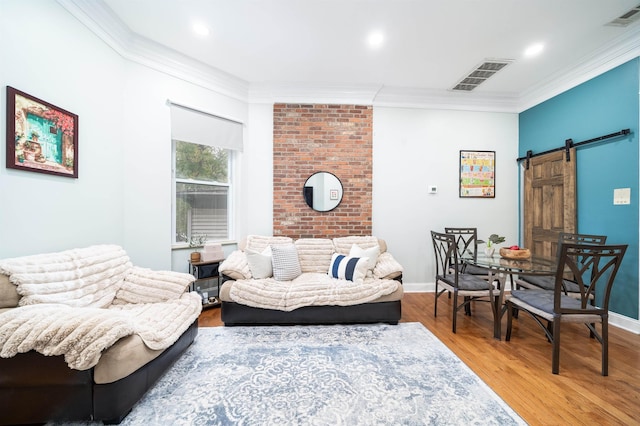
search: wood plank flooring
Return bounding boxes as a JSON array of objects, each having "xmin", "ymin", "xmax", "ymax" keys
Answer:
[{"xmin": 198, "ymin": 292, "xmax": 640, "ymax": 425}]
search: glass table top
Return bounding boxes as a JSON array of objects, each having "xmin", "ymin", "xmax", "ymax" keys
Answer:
[{"xmin": 461, "ymin": 252, "xmax": 558, "ymax": 275}]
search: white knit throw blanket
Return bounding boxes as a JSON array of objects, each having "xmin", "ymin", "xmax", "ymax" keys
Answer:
[
  {"xmin": 229, "ymin": 273, "xmax": 399, "ymax": 312},
  {"xmin": 0, "ymin": 245, "xmax": 202, "ymax": 370},
  {"xmin": 0, "ymin": 293, "xmax": 201, "ymax": 370},
  {"xmin": 0, "ymin": 244, "xmax": 133, "ymax": 308}
]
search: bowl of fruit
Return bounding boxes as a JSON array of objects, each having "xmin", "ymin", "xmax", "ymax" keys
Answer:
[{"xmin": 499, "ymin": 245, "xmax": 531, "ymax": 260}]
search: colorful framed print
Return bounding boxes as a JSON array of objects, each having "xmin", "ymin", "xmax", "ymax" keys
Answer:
[
  {"xmin": 6, "ymin": 86, "xmax": 78, "ymax": 178},
  {"xmin": 459, "ymin": 150, "xmax": 495, "ymax": 198}
]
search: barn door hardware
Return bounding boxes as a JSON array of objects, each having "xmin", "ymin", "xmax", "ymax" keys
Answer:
[{"xmin": 517, "ymin": 129, "xmax": 631, "ymax": 169}]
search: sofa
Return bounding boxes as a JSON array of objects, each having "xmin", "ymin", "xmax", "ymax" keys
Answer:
[
  {"xmin": 0, "ymin": 245, "xmax": 202, "ymax": 425},
  {"xmin": 219, "ymin": 235, "xmax": 404, "ymax": 325}
]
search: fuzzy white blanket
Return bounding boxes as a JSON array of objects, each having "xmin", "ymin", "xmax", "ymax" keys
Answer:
[
  {"xmin": 229, "ymin": 272, "xmax": 399, "ymax": 311},
  {"xmin": 0, "ymin": 244, "xmax": 132, "ymax": 308},
  {"xmin": 0, "ymin": 293, "xmax": 201, "ymax": 370},
  {"xmin": 0, "ymin": 245, "xmax": 202, "ymax": 370}
]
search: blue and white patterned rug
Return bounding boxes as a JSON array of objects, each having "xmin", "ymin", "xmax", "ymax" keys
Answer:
[{"xmin": 108, "ymin": 322, "xmax": 524, "ymax": 425}]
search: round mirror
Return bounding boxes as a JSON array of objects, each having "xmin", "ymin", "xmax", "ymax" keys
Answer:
[{"xmin": 303, "ymin": 171, "xmax": 343, "ymax": 212}]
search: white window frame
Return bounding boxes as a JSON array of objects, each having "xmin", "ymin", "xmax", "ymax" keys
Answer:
[
  {"xmin": 168, "ymin": 101, "xmax": 242, "ymax": 248},
  {"xmin": 171, "ymin": 142, "xmax": 235, "ymax": 246}
]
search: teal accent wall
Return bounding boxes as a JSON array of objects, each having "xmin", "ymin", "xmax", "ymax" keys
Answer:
[{"xmin": 519, "ymin": 58, "xmax": 639, "ymax": 319}]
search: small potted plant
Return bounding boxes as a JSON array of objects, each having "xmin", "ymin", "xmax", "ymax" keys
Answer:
[
  {"xmin": 187, "ymin": 233, "xmax": 208, "ymax": 262},
  {"xmin": 478, "ymin": 234, "xmax": 505, "ymax": 256}
]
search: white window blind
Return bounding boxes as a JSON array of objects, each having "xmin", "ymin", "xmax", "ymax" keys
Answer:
[{"xmin": 169, "ymin": 102, "xmax": 243, "ymax": 152}]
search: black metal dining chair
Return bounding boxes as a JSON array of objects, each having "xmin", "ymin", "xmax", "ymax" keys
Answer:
[
  {"xmin": 444, "ymin": 227, "xmax": 492, "ymax": 277},
  {"xmin": 506, "ymin": 242, "xmax": 627, "ymax": 375},
  {"xmin": 431, "ymin": 230, "xmax": 498, "ymax": 334},
  {"xmin": 515, "ymin": 232, "xmax": 607, "ymax": 298}
]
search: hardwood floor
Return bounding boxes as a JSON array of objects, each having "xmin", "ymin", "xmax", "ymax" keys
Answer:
[{"xmin": 198, "ymin": 293, "xmax": 640, "ymax": 425}]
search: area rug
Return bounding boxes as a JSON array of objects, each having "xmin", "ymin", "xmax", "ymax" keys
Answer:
[{"xmin": 54, "ymin": 322, "xmax": 526, "ymax": 425}]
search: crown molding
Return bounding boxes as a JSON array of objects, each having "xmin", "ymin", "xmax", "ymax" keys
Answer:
[
  {"xmin": 249, "ymin": 83, "xmax": 521, "ymax": 112},
  {"xmin": 57, "ymin": 0, "xmax": 640, "ymax": 112},
  {"xmin": 248, "ymin": 82, "xmax": 384, "ymax": 105},
  {"xmin": 517, "ymin": 25, "xmax": 640, "ymax": 112},
  {"xmin": 56, "ymin": 0, "xmax": 249, "ymax": 103},
  {"xmin": 373, "ymin": 87, "xmax": 521, "ymax": 113}
]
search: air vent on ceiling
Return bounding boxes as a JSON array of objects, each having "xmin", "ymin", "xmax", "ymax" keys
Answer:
[
  {"xmin": 451, "ymin": 59, "xmax": 513, "ymax": 92},
  {"xmin": 606, "ymin": 4, "xmax": 640, "ymax": 27}
]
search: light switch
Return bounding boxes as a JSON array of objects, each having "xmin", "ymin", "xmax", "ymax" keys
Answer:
[
  {"xmin": 428, "ymin": 185, "xmax": 438, "ymax": 194},
  {"xmin": 613, "ymin": 188, "xmax": 631, "ymax": 205}
]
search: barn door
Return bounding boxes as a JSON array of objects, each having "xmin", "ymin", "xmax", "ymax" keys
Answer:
[{"xmin": 523, "ymin": 149, "xmax": 576, "ymax": 258}]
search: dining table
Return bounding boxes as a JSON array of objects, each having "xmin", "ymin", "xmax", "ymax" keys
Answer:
[{"xmin": 462, "ymin": 252, "xmax": 558, "ymax": 340}]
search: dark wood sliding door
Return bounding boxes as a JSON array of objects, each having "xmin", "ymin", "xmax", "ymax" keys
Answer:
[{"xmin": 523, "ymin": 149, "xmax": 576, "ymax": 258}]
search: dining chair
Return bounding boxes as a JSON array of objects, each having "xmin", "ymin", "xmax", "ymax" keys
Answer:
[
  {"xmin": 431, "ymin": 230, "xmax": 498, "ymax": 333},
  {"xmin": 506, "ymin": 242, "xmax": 627, "ymax": 375},
  {"xmin": 515, "ymin": 232, "xmax": 607, "ymax": 298},
  {"xmin": 444, "ymin": 227, "xmax": 491, "ymax": 277}
]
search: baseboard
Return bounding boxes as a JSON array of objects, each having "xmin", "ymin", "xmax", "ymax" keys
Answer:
[
  {"xmin": 403, "ymin": 282, "xmax": 433, "ymax": 293},
  {"xmin": 610, "ymin": 311, "xmax": 640, "ymax": 334},
  {"xmin": 404, "ymin": 282, "xmax": 640, "ymax": 334}
]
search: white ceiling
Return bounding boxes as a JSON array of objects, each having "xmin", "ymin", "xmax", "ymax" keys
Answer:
[{"xmin": 63, "ymin": 0, "xmax": 640, "ymax": 111}]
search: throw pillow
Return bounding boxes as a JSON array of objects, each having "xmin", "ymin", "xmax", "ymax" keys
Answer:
[
  {"xmin": 114, "ymin": 267, "xmax": 193, "ymax": 304},
  {"xmin": 271, "ymin": 244, "xmax": 302, "ymax": 281},
  {"xmin": 349, "ymin": 244, "xmax": 380, "ymax": 271},
  {"xmin": 245, "ymin": 246, "xmax": 273, "ymax": 279},
  {"xmin": 328, "ymin": 253, "xmax": 369, "ymax": 284}
]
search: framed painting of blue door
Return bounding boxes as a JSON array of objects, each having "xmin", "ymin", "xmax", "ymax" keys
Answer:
[{"xmin": 6, "ymin": 86, "xmax": 79, "ymax": 178}]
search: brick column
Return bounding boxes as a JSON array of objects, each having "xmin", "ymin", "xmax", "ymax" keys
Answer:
[{"xmin": 272, "ymin": 103, "xmax": 373, "ymax": 238}]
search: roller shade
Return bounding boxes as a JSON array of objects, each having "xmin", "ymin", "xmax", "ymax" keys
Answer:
[{"xmin": 170, "ymin": 102, "xmax": 243, "ymax": 152}]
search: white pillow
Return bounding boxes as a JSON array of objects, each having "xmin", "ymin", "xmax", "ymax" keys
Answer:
[
  {"xmin": 349, "ymin": 244, "xmax": 380, "ymax": 271},
  {"xmin": 245, "ymin": 246, "xmax": 273, "ymax": 279},
  {"xmin": 328, "ymin": 253, "xmax": 369, "ymax": 284},
  {"xmin": 114, "ymin": 267, "xmax": 193, "ymax": 304},
  {"xmin": 271, "ymin": 244, "xmax": 302, "ymax": 281}
]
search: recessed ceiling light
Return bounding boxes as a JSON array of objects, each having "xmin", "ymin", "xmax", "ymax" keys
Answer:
[
  {"xmin": 524, "ymin": 43, "xmax": 544, "ymax": 57},
  {"xmin": 367, "ymin": 31, "xmax": 384, "ymax": 49},
  {"xmin": 192, "ymin": 22, "xmax": 210, "ymax": 37}
]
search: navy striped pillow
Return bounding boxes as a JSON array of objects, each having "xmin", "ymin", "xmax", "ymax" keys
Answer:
[{"xmin": 328, "ymin": 254, "xmax": 369, "ymax": 283}]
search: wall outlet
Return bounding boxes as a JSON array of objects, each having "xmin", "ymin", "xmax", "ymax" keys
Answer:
[{"xmin": 613, "ymin": 188, "xmax": 631, "ymax": 205}]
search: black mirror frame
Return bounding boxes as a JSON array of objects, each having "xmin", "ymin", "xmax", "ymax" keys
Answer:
[{"xmin": 303, "ymin": 171, "xmax": 343, "ymax": 212}]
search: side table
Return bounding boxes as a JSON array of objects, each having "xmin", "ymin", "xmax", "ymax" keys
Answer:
[{"xmin": 188, "ymin": 257, "xmax": 224, "ymax": 309}]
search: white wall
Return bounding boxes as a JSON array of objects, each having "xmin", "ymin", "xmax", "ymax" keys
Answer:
[
  {"xmin": 121, "ymin": 62, "xmax": 247, "ymax": 271},
  {"xmin": 238, "ymin": 105, "xmax": 520, "ymax": 286},
  {"xmin": 1, "ymin": 0, "xmax": 248, "ymax": 272},
  {"xmin": 0, "ymin": 0, "xmax": 126, "ymax": 257},
  {"xmin": 243, "ymin": 103, "xmax": 274, "ymax": 236},
  {"xmin": 0, "ymin": 1, "xmax": 519, "ymax": 285},
  {"xmin": 373, "ymin": 107, "xmax": 520, "ymax": 288}
]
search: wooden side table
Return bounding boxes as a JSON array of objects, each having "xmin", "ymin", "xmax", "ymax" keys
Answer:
[{"xmin": 188, "ymin": 257, "xmax": 224, "ymax": 309}]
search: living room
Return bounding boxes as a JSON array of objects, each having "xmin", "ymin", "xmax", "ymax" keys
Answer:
[{"xmin": 1, "ymin": 1, "xmax": 639, "ymax": 423}]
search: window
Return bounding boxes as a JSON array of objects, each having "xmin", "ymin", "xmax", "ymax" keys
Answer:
[
  {"xmin": 169, "ymin": 102, "xmax": 243, "ymax": 245},
  {"xmin": 174, "ymin": 141, "xmax": 230, "ymax": 243}
]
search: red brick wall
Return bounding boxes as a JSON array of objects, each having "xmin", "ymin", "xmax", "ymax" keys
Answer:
[{"xmin": 273, "ymin": 103, "xmax": 373, "ymax": 239}]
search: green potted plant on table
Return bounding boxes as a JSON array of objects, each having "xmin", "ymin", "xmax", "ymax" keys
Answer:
[{"xmin": 478, "ymin": 234, "xmax": 505, "ymax": 256}]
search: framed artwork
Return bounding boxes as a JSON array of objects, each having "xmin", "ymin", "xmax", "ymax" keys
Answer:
[
  {"xmin": 459, "ymin": 150, "xmax": 495, "ymax": 198},
  {"xmin": 6, "ymin": 86, "xmax": 78, "ymax": 178},
  {"xmin": 329, "ymin": 189, "xmax": 339, "ymax": 200}
]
